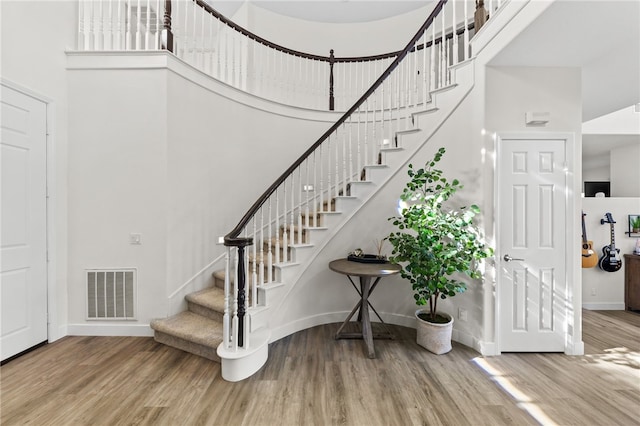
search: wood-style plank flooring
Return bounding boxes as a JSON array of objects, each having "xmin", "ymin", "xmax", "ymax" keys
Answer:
[{"xmin": 1, "ymin": 310, "xmax": 639, "ymax": 425}]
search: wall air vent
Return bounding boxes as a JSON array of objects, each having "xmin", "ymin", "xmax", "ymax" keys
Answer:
[{"xmin": 86, "ymin": 269, "xmax": 136, "ymax": 320}]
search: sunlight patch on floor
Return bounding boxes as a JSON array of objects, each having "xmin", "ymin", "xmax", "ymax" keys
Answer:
[
  {"xmin": 584, "ymin": 347, "xmax": 640, "ymax": 372},
  {"xmin": 472, "ymin": 357, "xmax": 559, "ymax": 426}
]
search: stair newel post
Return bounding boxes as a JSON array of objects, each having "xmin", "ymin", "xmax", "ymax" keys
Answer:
[
  {"xmin": 162, "ymin": 0, "xmax": 173, "ymax": 52},
  {"xmin": 297, "ymin": 166, "xmax": 303, "ymax": 245},
  {"xmin": 329, "ymin": 49, "xmax": 335, "ymax": 111},
  {"xmin": 236, "ymin": 243, "xmax": 248, "ymax": 348}
]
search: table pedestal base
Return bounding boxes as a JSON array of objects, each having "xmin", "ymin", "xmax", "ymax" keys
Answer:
[{"xmin": 334, "ymin": 275, "xmax": 394, "ymax": 358}]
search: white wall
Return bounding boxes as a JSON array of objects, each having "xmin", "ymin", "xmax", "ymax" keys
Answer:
[
  {"xmin": 610, "ymin": 144, "xmax": 640, "ymax": 197},
  {"xmin": 1, "ymin": 0, "xmax": 77, "ymax": 340},
  {"xmin": 67, "ymin": 69, "xmax": 170, "ymax": 330},
  {"xmin": 65, "ymin": 55, "xmax": 340, "ymax": 329},
  {"xmin": 582, "ymin": 197, "xmax": 640, "ymax": 309}
]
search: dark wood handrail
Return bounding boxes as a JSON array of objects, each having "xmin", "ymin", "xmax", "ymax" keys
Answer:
[
  {"xmin": 224, "ymin": 0, "xmax": 448, "ymax": 247},
  {"xmin": 189, "ymin": 0, "xmax": 464, "ymax": 65}
]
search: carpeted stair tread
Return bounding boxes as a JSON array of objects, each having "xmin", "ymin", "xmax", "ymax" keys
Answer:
[
  {"xmin": 186, "ymin": 286, "xmax": 226, "ymax": 313},
  {"xmin": 151, "ymin": 311, "xmax": 223, "ymax": 349}
]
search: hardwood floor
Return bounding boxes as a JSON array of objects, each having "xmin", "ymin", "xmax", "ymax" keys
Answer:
[{"xmin": 1, "ymin": 310, "xmax": 639, "ymax": 425}]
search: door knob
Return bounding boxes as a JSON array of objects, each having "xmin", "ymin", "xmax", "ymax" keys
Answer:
[{"xmin": 503, "ymin": 254, "xmax": 525, "ymax": 262}]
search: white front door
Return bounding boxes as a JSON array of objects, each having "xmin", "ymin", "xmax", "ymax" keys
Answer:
[
  {"xmin": 497, "ymin": 137, "xmax": 567, "ymax": 352},
  {"xmin": 1, "ymin": 84, "xmax": 48, "ymax": 361}
]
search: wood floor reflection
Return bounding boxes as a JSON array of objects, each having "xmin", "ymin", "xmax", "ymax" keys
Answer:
[{"xmin": 1, "ymin": 309, "xmax": 639, "ymax": 425}]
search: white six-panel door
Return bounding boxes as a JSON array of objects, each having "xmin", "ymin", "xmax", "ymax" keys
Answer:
[
  {"xmin": 1, "ymin": 84, "xmax": 48, "ymax": 361},
  {"xmin": 498, "ymin": 137, "xmax": 567, "ymax": 352}
]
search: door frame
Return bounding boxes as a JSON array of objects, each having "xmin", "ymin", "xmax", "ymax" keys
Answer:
[
  {"xmin": 1, "ymin": 78, "xmax": 59, "ymax": 343},
  {"xmin": 494, "ymin": 132, "xmax": 583, "ymax": 355}
]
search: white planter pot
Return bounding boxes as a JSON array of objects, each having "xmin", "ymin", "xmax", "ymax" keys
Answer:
[{"xmin": 415, "ymin": 309, "xmax": 453, "ymax": 355}]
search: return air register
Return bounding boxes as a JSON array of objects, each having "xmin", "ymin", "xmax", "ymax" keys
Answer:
[{"xmin": 86, "ymin": 269, "xmax": 137, "ymax": 320}]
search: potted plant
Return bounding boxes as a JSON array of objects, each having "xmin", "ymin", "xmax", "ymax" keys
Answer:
[
  {"xmin": 387, "ymin": 147, "xmax": 493, "ymax": 354},
  {"xmin": 632, "ymin": 216, "xmax": 640, "ymax": 233}
]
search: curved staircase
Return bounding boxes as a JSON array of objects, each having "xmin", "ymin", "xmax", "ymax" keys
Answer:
[{"xmin": 150, "ymin": 53, "xmax": 475, "ymax": 380}]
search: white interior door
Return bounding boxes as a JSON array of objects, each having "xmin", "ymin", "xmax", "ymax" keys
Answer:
[
  {"xmin": 1, "ymin": 84, "xmax": 48, "ymax": 361},
  {"xmin": 498, "ymin": 137, "xmax": 567, "ymax": 352}
]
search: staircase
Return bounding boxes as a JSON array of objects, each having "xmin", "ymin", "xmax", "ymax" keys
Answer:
[{"xmin": 150, "ymin": 54, "xmax": 475, "ymax": 380}]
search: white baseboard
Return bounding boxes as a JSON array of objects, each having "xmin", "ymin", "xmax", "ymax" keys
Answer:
[
  {"xmin": 565, "ymin": 339, "xmax": 585, "ymax": 356},
  {"xmin": 477, "ymin": 341, "xmax": 498, "ymax": 356},
  {"xmin": 582, "ymin": 303, "xmax": 625, "ymax": 310},
  {"xmin": 67, "ymin": 323, "xmax": 154, "ymax": 337}
]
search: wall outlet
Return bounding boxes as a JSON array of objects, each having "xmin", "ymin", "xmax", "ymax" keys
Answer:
[
  {"xmin": 458, "ymin": 308, "xmax": 468, "ymax": 321},
  {"xmin": 591, "ymin": 287, "xmax": 596, "ymax": 296},
  {"xmin": 129, "ymin": 233, "xmax": 142, "ymax": 245}
]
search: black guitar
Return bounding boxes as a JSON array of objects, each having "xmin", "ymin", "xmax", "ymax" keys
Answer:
[{"xmin": 598, "ymin": 213, "xmax": 622, "ymax": 272}]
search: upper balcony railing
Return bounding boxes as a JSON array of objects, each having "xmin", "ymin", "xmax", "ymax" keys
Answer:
[{"xmin": 77, "ymin": 0, "xmax": 503, "ymax": 111}]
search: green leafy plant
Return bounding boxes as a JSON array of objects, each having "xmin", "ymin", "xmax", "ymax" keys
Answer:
[
  {"xmin": 387, "ymin": 147, "xmax": 493, "ymax": 323},
  {"xmin": 632, "ymin": 216, "xmax": 640, "ymax": 232}
]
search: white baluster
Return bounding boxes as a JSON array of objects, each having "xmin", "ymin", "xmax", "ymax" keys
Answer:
[
  {"xmin": 335, "ymin": 129, "xmax": 340, "ymax": 199},
  {"xmin": 155, "ymin": 0, "xmax": 161, "ymax": 49},
  {"xmin": 297, "ymin": 167, "xmax": 303, "ymax": 245},
  {"xmin": 223, "ymin": 247, "xmax": 231, "ymax": 348},
  {"xmin": 276, "ymin": 179, "xmax": 289, "ymax": 262},
  {"xmin": 319, "ymin": 142, "xmax": 325, "ymax": 212},
  {"xmin": 342, "ymin": 123, "xmax": 347, "ymax": 196},
  {"xmin": 78, "ymin": 0, "xmax": 85, "ymax": 50},
  {"xmin": 363, "ymin": 101, "xmax": 368, "ymax": 177},
  {"xmin": 135, "ymin": 0, "xmax": 141, "ymax": 50},
  {"xmin": 464, "ymin": 0, "xmax": 470, "ymax": 61},
  {"xmin": 313, "ymin": 151, "xmax": 318, "ymax": 224},
  {"xmin": 232, "ymin": 248, "xmax": 238, "ymax": 351},
  {"xmin": 252, "ymin": 218, "xmax": 257, "ymax": 307},
  {"xmin": 304, "ymin": 159, "xmax": 310, "ymax": 233},
  {"xmin": 95, "ymin": 0, "xmax": 103, "ymax": 50},
  {"xmin": 290, "ymin": 172, "xmax": 295, "ymax": 250},
  {"xmin": 267, "ymin": 199, "xmax": 273, "ymax": 283},
  {"xmin": 423, "ymin": 30, "xmax": 427, "ymax": 106},
  {"xmin": 431, "ymin": 23, "xmax": 436, "ymax": 90},
  {"xmin": 269, "ymin": 189, "xmax": 280, "ymax": 265},
  {"xmin": 441, "ymin": 8, "xmax": 446, "ymax": 88},
  {"xmin": 259, "ymin": 207, "xmax": 265, "ymax": 286},
  {"xmin": 348, "ymin": 118, "xmax": 353, "ymax": 185},
  {"xmin": 105, "ymin": 0, "xmax": 113, "ymax": 50},
  {"xmin": 452, "ymin": 0, "xmax": 458, "ymax": 65},
  {"xmin": 326, "ymin": 135, "xmax": 332, "ymax": 203},
  {"xmin": 356, "ymin": 108, "xmax": 362, "ymax": 181},
  {"xmin": 126, "ymin": 0, "xmax": 132, "ymax": 50},
  {"xmin": 143, "ymin": 0, "xmax": 150, "ymax": 49}
]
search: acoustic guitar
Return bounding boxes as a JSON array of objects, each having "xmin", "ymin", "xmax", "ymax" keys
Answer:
[
  {"xmin": 581, "ymin": 211, "xmax": 597, "ymax": 268},
  {"xmin": 598, "ymin": 213, "xmax": 622, "ymax": 272}
]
